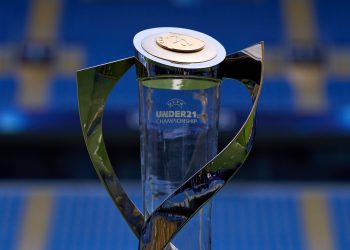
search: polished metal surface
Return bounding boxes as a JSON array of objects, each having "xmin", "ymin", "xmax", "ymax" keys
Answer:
[
  {"xmin": 77, "ymin": 57, "xmax": 144, "ymax": 239},
  {"xmin": 77, "ymin": 34, "xmax": 263, "ymax": 249}
]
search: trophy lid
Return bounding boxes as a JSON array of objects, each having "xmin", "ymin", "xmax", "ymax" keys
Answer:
[{"xmin": 133, "ymin": 27, "xmax": 226, "ymax": 69}]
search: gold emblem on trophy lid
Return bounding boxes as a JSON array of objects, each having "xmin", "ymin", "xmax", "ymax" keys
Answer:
[
  {"xmin": 156, "ymin": 32, "xmax": 205, "ymax": 52},
  {"xmin": 138, "ymin": 27, "xmax": 224, "ymax": 65}
]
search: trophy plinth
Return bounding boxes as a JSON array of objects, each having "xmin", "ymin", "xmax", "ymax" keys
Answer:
[{"xmin": 77, "ymin": 27, "xmax": 264, "ymax": 250}]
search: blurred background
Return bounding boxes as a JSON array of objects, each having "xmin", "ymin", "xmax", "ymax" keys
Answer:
[{"xmin": 0, "ymin": 0, "xmax": 349, "ymax": 249}]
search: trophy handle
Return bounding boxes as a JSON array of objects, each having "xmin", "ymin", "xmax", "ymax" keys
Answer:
[
  {"xmin": 139, "ymin": 43, "xmax": 264, "ymax": 250},
  {"xmin": 76, "ymin": 57, "xmax": 144, "ymax": 237}
]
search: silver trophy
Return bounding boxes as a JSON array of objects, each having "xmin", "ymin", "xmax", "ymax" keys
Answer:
[{"xmin": 77, "ymin": 27, "xmax": 264, "ymax": 250}]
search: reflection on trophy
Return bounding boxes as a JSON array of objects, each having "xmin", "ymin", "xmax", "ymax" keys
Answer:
[{"xmin": 77, "ymin": 27, "xmax": 263, "ymax": 250}]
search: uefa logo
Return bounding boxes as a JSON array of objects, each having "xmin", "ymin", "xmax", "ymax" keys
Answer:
[{"xmin": 166, "ymin": 98, "xmax": 186, "ymax": 108}]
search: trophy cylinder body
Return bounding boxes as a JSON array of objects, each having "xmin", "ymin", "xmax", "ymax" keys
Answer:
[{"xmin": 138, "ymin": 77, "xmax": 221, "ymax": 250}]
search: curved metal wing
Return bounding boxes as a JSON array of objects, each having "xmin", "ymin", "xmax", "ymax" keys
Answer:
[{"xmin": 77, "ymin": 57, "xmax": 144, "ymax": 237}]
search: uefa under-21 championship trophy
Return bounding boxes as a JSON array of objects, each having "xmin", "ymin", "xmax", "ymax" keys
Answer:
[{"xmin": 77, "ymin": 27, "xmax": 264, "ymax": 250}]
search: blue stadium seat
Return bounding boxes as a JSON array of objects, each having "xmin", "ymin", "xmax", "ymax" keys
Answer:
[
  {"xmin": 315, "ymin": 1, "xmax": 350, "ymax": 45},
  {"xmin": 46, "ymin": 189, "xmax": 141, "ymax": 250},
  {"xmin": 329, "ymin": 193, "xmax": 350, "ymax": 250},
  {"xmin": 259, "ymin": 78, "xmax": 294, "ymax": 112},
  {"xmin": 0, "ymin": 0, "xmax": 28, "ymax": 42},
  {"xmin": 0, "ymin": 192, "xmax": 25, "ymax": 250},
  {"xmin": 326, "ymin": 78, "xmax": 350, "ymax": 109},
  {"xmin": 49, "ymin": 77, "xmax": 78, "ymax": 112},
  {"xmin": 212, "ymin": 192, "xmax": 305, "ymax": 250},
  {"xmin": 0, "ymin": 76, "xmax": 16, "ymax": 108}
]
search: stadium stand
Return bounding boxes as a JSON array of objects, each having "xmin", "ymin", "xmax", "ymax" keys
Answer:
[{"xmin": 0, "ymin": 184, "xmax": 349, "ymax": 250}]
